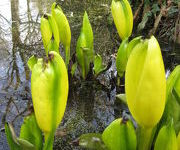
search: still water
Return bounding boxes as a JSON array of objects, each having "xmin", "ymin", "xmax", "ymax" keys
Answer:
[{"xmin": 0, "ymin": 0, "xmax": 179, "ymax": 149}]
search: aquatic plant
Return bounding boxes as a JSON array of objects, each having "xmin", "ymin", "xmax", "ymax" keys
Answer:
[
  {"xmin": 111, "ymin": 0, "xmax": 133, "ymax": 40},
  {"xmin": 76, "ymin": 11, "xmax": 94, "ymax": 79},
  {"xmin": 5, "ymin": 114, "xmax": 43, "ymax": 150},
  {"xmin": 51, "ymin": 2, "xmax": 71, "ymax": 66},
  {"xmin": 30, "ymin": 51, "xmax": 68, "ymax": 149},
  {"xmin": 40, "ymin": 14, "xmax": 60, "ymax": 55},
  {"xmin": 76, "ymin": 11, "xmax": 107, "ymax": 79}
]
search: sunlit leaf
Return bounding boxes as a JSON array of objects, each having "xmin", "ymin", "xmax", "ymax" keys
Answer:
[
  {"xmin": 154, "ymin": 121, "xmax": 177, "ymax": 150},
  {"xmin": 93, "ymin": 54, "xmax": 106, "ymax": 76},
  {"xmin": 102, "ymin": 118, "xmax": 136, "ymax": 150},
  {"xmin": 20, "ymin": 114, "xmax": 43, "ymax": 150}
]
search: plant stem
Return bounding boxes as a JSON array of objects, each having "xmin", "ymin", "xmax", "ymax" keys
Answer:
[
  {"xmin": 43, "ymin": 132, "xmax": 54, "ymax": 150},
  {"xmin": 137, "ymin": 125, "xmax": 156, "ymax": 150},
  {"xmin": 65, "ymin": 46, "xmax": 70, "ymax": 67}
]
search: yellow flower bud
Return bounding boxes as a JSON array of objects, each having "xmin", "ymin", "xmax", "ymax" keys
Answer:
[
  {"xmin": 111, "ymin": 0, "xmax": 133, "ymax": 40},
  {"xmin": 40, "ymin": 14, "xmax": 60, "ymax": 55},
  {"xmin": 31, "ymin": 51, "xmax": 68, "ymax": 134},
  {"xmin": 125, "ymin": 36, "xmax": 166, "ymax": 128},
  {"xmin": 51, "ymin": 2, "xmax": 71, "ymax": 65}
]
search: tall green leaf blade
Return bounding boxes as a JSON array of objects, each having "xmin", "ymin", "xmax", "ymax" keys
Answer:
[
  {"xmin": 20, "ymin": 114, "xmax": 43, "ymax": 150},
  {"xmin": 5, "ymin": 123, "xmax": 21, "ymax": 150}
]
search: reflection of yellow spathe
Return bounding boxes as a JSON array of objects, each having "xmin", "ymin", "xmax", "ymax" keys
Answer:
[
  {"xmin": 31, "ymin": 51, "xmax": 69, "ymax": 134},
  {"xmin": 125, "ymin": 36, "xmax": 166, "ymax": 128},
  {"xmin": 111, "ymin": 0, "xmax": 133, "ymax": 40}
]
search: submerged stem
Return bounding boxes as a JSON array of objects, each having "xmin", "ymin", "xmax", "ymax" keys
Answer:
[{"xmin": 137, "ymin": 125, "xmax": 156, "ymax": 150}]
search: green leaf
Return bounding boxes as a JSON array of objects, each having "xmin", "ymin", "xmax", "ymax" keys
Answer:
[
  {"xmin": 166, "ymin": 65, "xmax": 180, "ymax": 103},
  {"xmin": 5, "ymin": 123, "xmax": 21, "ymax": 150},
  {"xmin": 27, "ymin": 55, "xmax": 37, "ymax": 71},
  {"xmin": 126, "ymin": 36, "xmax": 142, "ymax": 58},
  {"xmin": 116, "ymin": 38, "xmax": 128, "ymax": 77},
  {"xmin": 20, "ymin": 114, "xmax": 43, "ymax": 150},
  {"xmin": 160, "ymin": 65, "xmax": 180, "ymax": 133},
  {"xmin": 102, "ymin": 118, "xmax": 136, "ymax": 150},
  {"xmin": 125, "ymin": 36, "xmax": 166, "ymax": 128},
  {"xmin": 116, "ymin": 94, "xmax": 127, "ymax": 104},
  {"xmin": 76, "ymin": 12, "xmax": 94, "ymax": 79},
  {"xmin": 82, "ymin": 11, "xmax": 93, "ymax": 51},
  {"xmin": 17, "ymin": 138, "xmax": 35, "ymax": 150},
  {"xmin": 154, "ymin": 121, "xmax": 177, "ymax": 150},
  {"xmin": 79, "ymin": 133, "xmax": 107, "ymax": 150},
  {"xmin": 71, "ymin": 62, "xmax": 77, "ymax": 76},
  {"xmin": 174, "ymin": 75, "xmax": 180, "ymax": 100},
  {"xmin": 93, "ymin": 54, "xmax": 106, "ymax": 76}
]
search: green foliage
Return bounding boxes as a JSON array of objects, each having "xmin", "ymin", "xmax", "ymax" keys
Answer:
[
  {"xmin": 5, "ymin": 123, "xmax": 21, "ymax": 150},
  {"xmin": 116, "ymin": 38, "xmax": 128, "ymax": 77},
  {"xmin": 161, "ymin": 65, "xmax": 180, "ymax": 133},
  {"xmin": 154, "ymin": 121, "xmax": 177, "ymax": 150},
  {"xmin": 93, "ymin": 54, "xmax": 106, "ymax": 76},
  {"xmin": 76, "ymin": 11, "xmax": 94, "ymax": 79},
  {"xmin": 102, "ymin": 118, "xmax": 137, "ymax": 150},
  {"xmin": 5, "ymin": 114, "xmax": 43, "ymax": 150},
  {"xmin": 20, "ymin": 114, "xmax": 43, "ymax": 150}
]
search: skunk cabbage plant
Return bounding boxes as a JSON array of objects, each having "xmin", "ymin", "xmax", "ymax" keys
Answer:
[
  {"xmin": 40, "ymin": 14, "xmax": 60, "ymax": 55},
  {"xmin": 51, "ymin": 2, "xmax": 71, "ymax": 66},
  {"xmin": 125, "ymin": 36, "xmax": 166, "ymax": 128},
  {"xmin": 111, "ymin": 0, "xmax": 133, "ymax": 40},
  {"xmin": 29, "ymin": 51, "xmax": 68, "ymax": 149},
  {"xmin": 76, "ymin": 11, "xmax": 94, "ymax": 79}
]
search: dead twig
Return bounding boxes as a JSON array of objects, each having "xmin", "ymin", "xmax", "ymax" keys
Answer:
[{"xmin": 133, "ymin": 0, "xmax": 144, "ymax": 21}]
